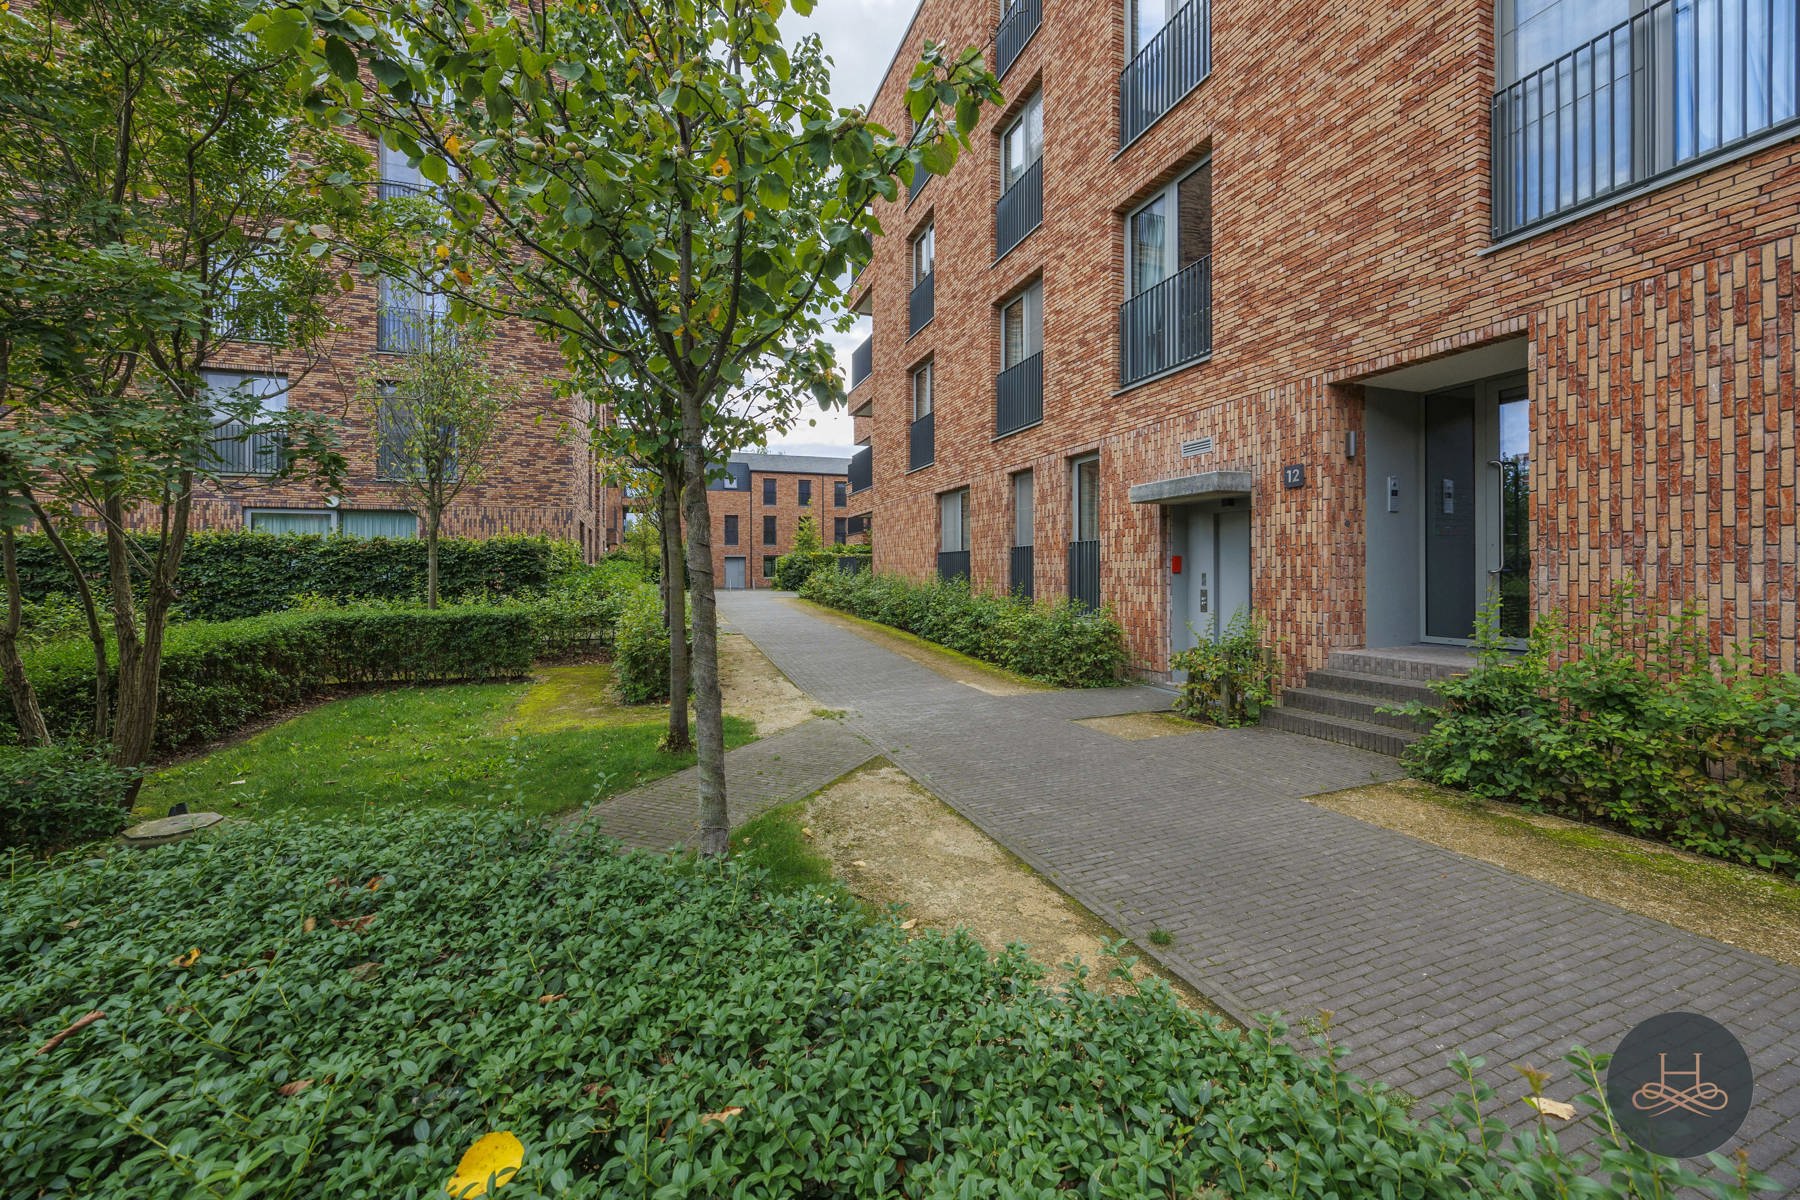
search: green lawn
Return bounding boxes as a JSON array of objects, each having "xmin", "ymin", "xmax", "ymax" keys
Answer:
[{"xmin": 137, "ymin": 663, "xmax": 753, "ymax": 822}]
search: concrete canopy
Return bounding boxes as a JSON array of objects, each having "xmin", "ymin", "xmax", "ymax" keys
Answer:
[{"xmin": 1127, "ymin": 470, "xmax": 1255, "ymax": 505}]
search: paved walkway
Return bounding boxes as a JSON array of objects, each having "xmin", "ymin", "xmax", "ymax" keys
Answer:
[{"xmin": 712, "ymin": 590, "xmax": 1800, "ymax": 1182}]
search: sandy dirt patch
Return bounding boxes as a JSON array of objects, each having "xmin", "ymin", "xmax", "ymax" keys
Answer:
[
  {"xmin": 790, "ymin": 600, "xmax": 1044, "ymax": 696},
  {"xmin": 803, "ymin": 763, "xmax": 1225, "ymax": 1013},
  {"xmin": 719, "ymin": 633, "xmax": 816, "ymax": 734},
  {"xmin": 1076, "ymin": 711, "xmax": 1197, "ymax": 740},
  {"xmin": 1312, "ymin": 779, "xmax": 1800, "ymax": 968}
]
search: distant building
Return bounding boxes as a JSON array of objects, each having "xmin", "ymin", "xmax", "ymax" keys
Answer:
[{"xmin": 707, "ymin": 451, "xmax": 857, "ymax": 589}]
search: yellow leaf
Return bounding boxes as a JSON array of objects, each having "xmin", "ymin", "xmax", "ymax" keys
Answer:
[
  {"xmin": 700, "ymin": 1106, "xmax": 743, "ymax": 1124},
  {"xmin": 445, "ymin": 1131, "xmax": 523, "ymax": 1198},
  {"xmin": 171, "ymin": 947, "xmax": 201, "ymax": 969},
  {"xmin": 302, "ymin": 916, "xmax": 317, "ymax": 934},
  {"xmin": 1526, "ymin": 1096, "xmax": 1576, "ymax": 1121},
  {"xmin": 278, "ymin": 1079, "xmax": 313, "ymax": 1097},
  {"xmin": 537, "ymin": 993, "xmax": 567, "ymax": 1004},
  {"xmin": 434, "ymin": 244, "xmax": 450, "ymax": 261},
  {"xmin": 454, "ymin": 268, "xmax": 474, "ymax": 286},
  {"xmin": 445, "ymin": 134, "xmax": 464, "ymax": 158},
  {"xmin": 899, "ymin": 918, "xmax": 917, "ymax": 931}
]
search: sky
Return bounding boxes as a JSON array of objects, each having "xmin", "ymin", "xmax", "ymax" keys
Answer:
[{"xmin": 760, "ymin": 0, "xmax": 919, "ymax": 458}]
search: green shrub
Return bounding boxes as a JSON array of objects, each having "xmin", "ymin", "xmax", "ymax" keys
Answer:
[
  {"xmin": 9, "ymin": 531, "xmax": 583, "ymax": 621},
  {"xmin": 7, "ymin": 607, "xmax": 536, "ymax": 757},
  {"xmin": 16, "ymin": 593, "xmax": 92, "ymax": 650},
  {"xmin": 0, "ymin": 813, "xmax": 1776, "ymax": 1197},
  {"xmin": 0, "ymin": 745, "xmax": 137, "ymax": 853},
  {"xmin": 801, "ymin": 568, "xmax": 1127, "ymax": 687},
  {"xmin": 612, "ymin": 584, "xmax": 671, "ymax": 705},
  {"xmin": 1402, "ymin": 584, "xmax": 1800, "ymax": 877},
  {"xmin": 1171, "ymin": 611, "xmax": 1281, "ymax": 727},
  {"xmin": 771, "ymin": 550, "xmax": 866, "ymax": 591}
]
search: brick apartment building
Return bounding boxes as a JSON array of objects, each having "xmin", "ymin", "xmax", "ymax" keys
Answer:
[
  {"xmin": 194, "ymin": 139, "xmax": 621, "ymax": 561},
  {"xmin": 706, "ymin": 451, "xmax": 857, "ymax": 589},
  {"xmin": 851, "ymin": 0, "xmax": 1800, "ymax": 692}
]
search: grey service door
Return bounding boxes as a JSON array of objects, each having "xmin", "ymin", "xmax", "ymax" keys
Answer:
[
  {"xmin": 1169, "ymin": 503, "xmax": 1251, "ymax": 655},
  {"xmin": 723, "ymin": 556, "xmax": 747, "ymax": 590}
]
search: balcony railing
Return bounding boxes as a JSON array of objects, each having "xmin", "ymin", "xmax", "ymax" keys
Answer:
[
  {"xmin": 1010, "ymin": 544, "xmax": 1035, "ymax": 599},
  {"xmin": 937, "ymin": 550, "xmax": 971, "ymax": 584},
  {"xmin": 995, "ymin": 351, "xmax": 1043, "ymax": 438},
  {"xmin": 378, "ymin": 179, "xmax": 430, "ymax": 201},
  {"xmin": 211, "ymin": 299, "xmax": 285, "ymax": 345},
  {"xmin": 996, "ymin": 0, "xmax": 1042, "ymax": 79},
  {"xmin": 1491, "ymin": 0, "xmax": 1800, "ymax": 239},
  {"xmin": 1067, "ymin": 539, "xmax": 1100, "ymax": 610},
  {"xmin": 909, "ymin": 167, "xmax": 929, "ymax": 204},
  {"xmin": 850, "ymin": 334, "xmax": 873, "ymax": 389},
  {"xmin": 1119, "ymin": 255, "xmax": 1212, "ymax": 387},
  {"xmin": 377, "ymin": 307, "xmax": 447, "ymax": 354},
  {"xmin": 908, "ymin": 410, "xmax": 934, "ymax": 471},
  {"xmin": 848, "ymin": 444, "xmax": 873, "ymax": 494},
  {"xmin": 995, "ymin": 156, "xmax": 1043, "ymax": 260},
  {"xmin": 205, "ymin": 420, "xmax": 286, "ymax": 476},
  {"xmin": 1119, "ymin": 0, "xmax": 1212, "ymax": 149},
  {"xmin": 909, "ymin": 271, "xmax": 935, "ymax": 336}
]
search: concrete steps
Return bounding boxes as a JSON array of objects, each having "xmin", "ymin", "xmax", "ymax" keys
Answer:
[{"xmin": 1262, "ymin": 646, "xmax": 1468, "ymax": 757}]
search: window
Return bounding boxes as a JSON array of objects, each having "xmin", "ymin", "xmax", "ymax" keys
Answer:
[
  {"xmin": 834, "ymin": 480, "xmax": 847, "ymax": 507},
  {"xmin": 246, "ymin": 509, "xmax": 332, "ymax": 535},
  {"xmin": 798, "ymin": 479, "xmax": 812, "ymax": 507},
  {"xmin": 215, "ymin": 250, "xmax": 285, "ymax": 344},
  {"xmin": 1130, "ymin": 0, "xmax": 1183, "ymax": 57},
  {"xmin": 1072, "ymin": 455, "xmax": 1100, "ymax": 541},
  {"xmin": 378, "ymin": 143, "xmax": 429, "ymax": 196},
  {"xmin": 762, "ymin": 476, "xmax": 776, "ymax": 504},
  {"xmin": 911, "ymin": 360, "xmax": 933, "ymax": 420},
  {"xmin": 763, "ymin": 514, "xmax": 777, "ymax": 545},
  {"xmin": 911, "ymin": 223, "xmax": 935, "ymax": 286},
  {"xmin": 939, "ymin": 488, "xmax": 971, "ymax": 553},
  {"xmin": 724, "ymin": 514, "xmax": 739, "ymax": 546},
  {"xmin": 340, "ymin": 510, "xmax": 418, "ymax": 539},
  {"xmin": 1013, "ymin": 470, "xmax": 1035, "ymax": 547},
  {"xmin": 245, "ymin": 509, "xmax": 415, "ymax": 538},
  {"xmin": 202, "ymin": 370, "xmax": 288, "ymax": 475},
  {"xmin": 1001, "ymin": 281, "xmax": 1044, "ymax": 370},
  {"xmin": 377, "ymin": 275, "xmax": 448, "ymax": 352},
  {"xmin": 1001, "ymin": 92, "xmax": 1044, "ymax": 192},
  {"xmin": 1127, "ymin": 160, "xmax": 1211, "ymax": 298},
  {"xmin": 834, "ymin": 517, "xmax": 848, "ymax": 545},
  {"xmin": 763, "ymin": 555, "xmax": 777, "ymax": 579}
]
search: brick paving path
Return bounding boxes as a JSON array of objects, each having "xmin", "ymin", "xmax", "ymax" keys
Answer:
[{"xmin": 715, "ymin": 590, "xmax": 1800, "ymax": 1182}]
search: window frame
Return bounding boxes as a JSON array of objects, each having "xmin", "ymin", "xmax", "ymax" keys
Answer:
[
  {"xmin": 834, "ymin": 479, "xmax": 847, "ymax": 507},
  {"xmin": 1000, "ymin": 90, "xmax": 1044, "ymax": 193},
  {"xmin": 1125, "ymin": 157, "xmax": 1212, "ymax": 299},
  {"xmin": 1013, "ymin": 470, "xmax": 1035, "ymax": 547},
  {"xmin": 1071, "ymin": 454, "xmax": 1101, "ymax": 542},
  {"xmin": 762, "ymin": 514, "xmax": 777, "ymax": 546},
  {"xmin": 1000, "ymin": 280, "xmax": 1044, "ymax": 370},
  {"xmin": 911, "ymin": 359, "xmax": 934, "ymax": 421},
  {"xmin": 798, "ymin": 479, "xmax": 812, "ymax": 507},
  {"xmin": 762, "ymin": 476, "xmax": 776, "ymax": 504},
  {"xmin": 723, "ymin": 514, "xmax": 739, "ymax": 546},
  {"xmin": 911, "ymin": 223, "xmax": 936, "ymax": 287},
  {"xmin": 939, "ymin": 487, "xmax": 972, "ymax": 554}
]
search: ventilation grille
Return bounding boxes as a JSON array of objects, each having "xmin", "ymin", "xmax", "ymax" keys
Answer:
[{"xmin": 1180, "ymin": 436, "xmax": 1214, "ymax": 458}]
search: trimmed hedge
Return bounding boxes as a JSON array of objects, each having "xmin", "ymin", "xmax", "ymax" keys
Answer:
[
  {"xmin": 10, "ymin": 531, "xmax": 583, "ymax": 621},
  {"xmin": 8, "ymin": 608, "xmax": 537, "ymax": 758},
  {"xmin": 0, "ymin": 745, "xmax": 137, "ymax": 853},
  {"xmin": 772, "ymin": 548, "xmax": 870, "ymax": 591},
  {"xmin": 611, "ymin": 584, "xmax": 671, "ymax": 705},
  {"xmin": 800, "ymin": 568, "xmax": 1127, "ymax": 688}
]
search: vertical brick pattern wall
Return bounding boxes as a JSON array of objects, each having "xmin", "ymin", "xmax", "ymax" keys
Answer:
[{"xmin": 855, "ymin": 0, "xmax": 1800, "ymax": 678}]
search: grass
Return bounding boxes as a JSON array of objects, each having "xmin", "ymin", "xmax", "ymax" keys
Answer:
[
  {"xmin": 729, "ymin": 799, "xmax": 839, "ymax": 892},
  {"xmin": 138, "ymin": 663, "xmax": 754, "ymax": 823}
]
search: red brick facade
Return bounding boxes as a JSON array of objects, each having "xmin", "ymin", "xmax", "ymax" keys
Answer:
[
  {"xmin": 855, "ymin": 0, "xmax": 1800, "ymax": 679},
  {"xmin": 705, "ymin": 453, "xmax": 854, "ymax": 589}
]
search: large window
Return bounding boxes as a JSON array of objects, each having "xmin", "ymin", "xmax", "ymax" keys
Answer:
[
  {"xmin": 724, "ymin": 514, "xmax": 739, "ymax": 546},
  {"xmin": 762, "ymin": 476, "xmax": 776, "ymax": 504},
  {"xmin": 246, "ymin": 509, "xmax": 416, "ymax": 538},
  {"xmin": 1072, "ymin": 455, "xmax": 1100, "ymax": 542},
  {"xmin": 1131, "ymin": 0, "xmax": 1183, "ymax": 57},
  {"xmin": 1001, "ymin": 92, "xmax": 1043, "ymax": 191},
  {"xmin": 1013, "ymin": 470, "xmax": 1035, "ymax": 547},
  {"xmin": 378, "ymin": 143, "xmax": 429, "ymax": 197},
  {"xmin": 202, "ymin": 370, "xmax": 287, "ymax": 475},
  {"xmin": 798, "ymin": 479, "xmax": 812, "ymax": 507},
  {"xmin": 940, "ymin": 488, "xmax": 971, "ymax": 554},
  {"xmin": 1121, "ymin": 160, "xmax": 1214, "ymax": 385},
  {"xmin": 1127, "ymin": 161, "xmax": 1211, "ymax": 298},
  {"xmin": 834, "ymin": 480, "xmax": 847, "ymax": 507},
  {"xmin": 763, "ymin": 514, "xmax": 777, "ymax": 545},
  {"xmin": 911, "ymin": 224, "xmax": 935, "ymax": 287},
  {"xmin": 377, "ymin": 275, "xmax": 448, "ymax": 353},
  {"xmin": 1001, "ymin": 281, "xmax": 1043, "ymax": 370},
  {"xmin": 911, "ymin": 360, "xmax": 933, "ymax": 421}
]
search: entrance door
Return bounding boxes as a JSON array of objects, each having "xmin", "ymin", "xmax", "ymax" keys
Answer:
[
  {"xmin": 1421, "ymin": 379, "xmax": 1531, "ymax": 643},
  {"xmin": 1423, "ymin": 392, "xmax": 1478, "ymax": 640},
  {"xmin": 723, "ymin": 556, "xmax": 747, "ymax": 590},
  {"xmin": 1169, "ymin": 501, "xmax": 1251, "ymax": 655}
]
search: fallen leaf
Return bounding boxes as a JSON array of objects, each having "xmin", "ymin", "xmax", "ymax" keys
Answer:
[
  {"xmin": 61, "ymin": 918, "xmax": 82, "ymax": 930},
  {"xmin": 302, "ymin": 916, "xmax": 317, "ymax": 934},
  {"xmin": 365, "ymin": 876, "xmax": 382, "ymax": 891},
  {"xmin": 537, "ymin": 993, "xmax": 567, "ymax": 1004},
  {"xmin": 347, "ymin": 961, "xmax": 382, "ymax": 981},
  {"xmin": 228, "ymin": 779, "xmax": 247, "ymax": 786},
  {"xmin": 583, "ymin": 1083, "xmax": 611, "ymax": 1099},
  {"xmin": 800, "ymin": 827, "xmax": 813, "ymax": 838},
  {"xmin": 700, "ymin": 1106, "xmax": 744, "ymax": 1124},
  {"xmin": 35, "ymin": 1010, "xmax": 103, "ymax": 1056},
  {"xmin": 171, "ymin": 947, "xmax": 201, "ymax": 969},
  {"xmin": 850, "ymin": 860, "xmax": 868, "ymax": 868},
  {"xmin": 278, "ymin": 1079, "xmax": 313, "ymax": 1097},
  {"xmin": 899, "ymin": 919, "xmax": 917, "ymax": 931},
  {"xmin": 331, "ymin": 915, "xmax": 376, "ymax": 932},
  {"xmin": 1526, "ymin": 1096, "xmax": 1577, "ymax": 1121},
  {"xmin": 444, "ymin": 1131, "xmax": 523, "ymax": 1198}
]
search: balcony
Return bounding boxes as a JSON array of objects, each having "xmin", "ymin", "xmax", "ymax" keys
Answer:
[
  {"xmin": 937, "ymin": 550, "xmax": 971, "ymax": 584},
  {"xmin": 1067, "ymin": 539, "xmax": 1100, "ymax": 610},
  {"xmin": 994, "ymin": 156, "xmax": 1043, "ymax": 260},
  {"xmin": 848, "ymin": 445, "xmax": 872, "ymax": 494},
  {"xmin": 850, "ymin": 334, "xmax": 873, "ymax": 389},
  {"xmin": 909, "ymin": 166, "xmax": 929, "ymax": 205},
  {"xmin": 908, "ymin": 271, "xmax": 935, "ymax": 336},
  {"xmin": 908, "ymin": 410, "xmax": 934, "ymax": 471},
  {"xmin": 1119, "ymin": 0, "xmax": 1213, "ymax": 149},
  {"xmin": 1118, "ymin": 255, "xmax": 1212, "ymax": 388},
  {"xmin": 205, "ymin": 420, "xmax": 286, "ymax": 476},
  {"xmin": 1010, "ymin": 544, "xmax": 1035, "ymax": 599},
  {"xmin": 378, "ymin": 179, "xmax": 429, "ymax": 201},
  {"xmin": 377, "ymin": 307, "xmax": 446, "ymax": 354},
  {"xmin": 1491, "ymin": 0, "xmax": 1800, "ymax": 239},
  {"xmin": 995, "ymin": 351, "xmax": 1043, "ymax": 438},
  {"xmin": 996, "ymin": 0, "xmax": 1041, "ymax": 79}
]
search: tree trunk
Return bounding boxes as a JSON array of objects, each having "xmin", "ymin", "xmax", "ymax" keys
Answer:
[
  {"xmin": 1, "ymin": 527, "xmax": 51, "ymax": 747},
  {"xmin": 29, "ymin": 502, "xmax": 108, "ymax": 741},
  {"xmin": 658, "ymin": 462, "xmax": 691, "ymax": 753},
  {"xmin": 679, "ymin": 397, "xmax": 727, "ymax": 856},
  {"xmin": 426, "ymin": 509, "xmax": 441, "ymax": 609}
]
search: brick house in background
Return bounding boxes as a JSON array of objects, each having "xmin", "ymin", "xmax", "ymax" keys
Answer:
[
  {"xmin": 853, "ymin": 0, "xmax": 1800, "ymax": 712},
  {"xmin": 707, "ymin": 451, "xmax": 856, "ymax": 589},
  {"xmin": 191, "ymin": 139, "xmax": 622, "ymax": 562}
]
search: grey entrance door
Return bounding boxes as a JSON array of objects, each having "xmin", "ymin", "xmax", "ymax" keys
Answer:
[
  {"xmin": 723, "ymin": 556, "xmax": 747, "ymax": 590},
  {"xmin": 1423, "ymin": 393, "xmax": 1478, "ymax": 640},
  {"xmin": 1169, "ymin": 502, "xmax": 1251, "ymax": 655}
]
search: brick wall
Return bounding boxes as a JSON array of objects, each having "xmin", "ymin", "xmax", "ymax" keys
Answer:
[
  {"xmin": 855, "ymin": 0, "xmax": 1800, "ymax": 678},
  {"xmin": 705, "ymin": 467, "xmax": 854, "ymax": 588}
]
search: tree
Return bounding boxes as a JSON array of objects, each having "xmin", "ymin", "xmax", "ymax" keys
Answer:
[
  {"xmin": 360, "ymin": 327, "xmax": 514, "ymax": 608},
  {"xmin": 791, "ymin": 513, "xmax": 822, "ymax": 557},
  {"xmin": 0, "ymin": 0, "xmax": 377, "ymax": 771},
  {"xmin": 264, "ymin": 0, "xmax": 999, "ymax": 853}
]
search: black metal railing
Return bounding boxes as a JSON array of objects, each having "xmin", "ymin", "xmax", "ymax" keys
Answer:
[
  {"xmin": 1010, "ymin": 544, "xmax": 1035, "ymax": 599},
  {"xmin": 377, "ymin": 307, "xmax": 447, "ymax": 353},
  {"xmin": 995, "ymin": 351, "xmax": 1043, "ymax": 437},
  {"xmin": 996, "ymin": 0, "xmax": 1042, "ymax": 78},
  {"xmin": 848, "ymin": 445, "xmax": 873, "ymax": 494},
  {"xmin": 846, "ymin": 514, "xmax": 868, "ymax": 537},
  {"xmin": 908, "ymin": 410, "xmax": 934, "ymax": 471},
  {"xmin": 837, "ymin": 555, "xmax": 870, "ymax": 576},
  {"xmin": 995, "ymin": 156, "xmax": 1043, "ymax": 260},
  {"xmin": 211, "ymin": 299, "xmax": 285, "ymax": 345},
  {"xmin": 909, "ymin": 167, "xmax": 929, "ymax": 204},
  {"xmin": 1119, "ymin": 255, "xmax": 1212, "ymax": 387},
  {"xmin": 908, "ymin": 271, "xmax": 934, "ymax": 336},
  {"xmin": 850, "ymin": 334, "xmax": 873, "ymax": 389},
  {"xmin": 1067, "ymin": 539, "xmax": 1100, "ymax": 610},
  {"xmin": 205, "ymin": 420, "xmax": 286, "ymax": 476},
  {"xmin": 1119, "ymin": 0, "xmax": 1212, "ymax": 148},
  {"xmin": 937, "ymin": 550, "xmax": 971, "ymax": 583},
  {"xmin": 378, "ymin": 179, "xmax": 429, "ymax": 201}
]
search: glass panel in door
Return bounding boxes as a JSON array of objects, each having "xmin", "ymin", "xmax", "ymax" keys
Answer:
[
  {"xmin": 1496, "ymin": 387, "xmax": 1531, "ymax": 639},
  {"xmin": 1423, "ymin": 395, "xmax": 1478, "ymax": 640}
]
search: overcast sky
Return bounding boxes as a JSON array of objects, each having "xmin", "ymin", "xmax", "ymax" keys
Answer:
[{"xmin": 761, "ymin": 0, "xmax": 918, "ymax": 457}]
